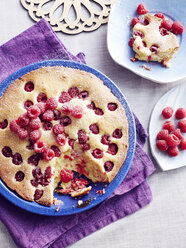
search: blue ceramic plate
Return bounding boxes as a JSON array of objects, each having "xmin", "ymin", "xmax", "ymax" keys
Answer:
[
  {"xmin": 0, "ymin": 60, "xmax": 136, "ymax": 216},
  {"xmin": 107, "ymin": 0, "xmax": 186, "ymax": 83}
]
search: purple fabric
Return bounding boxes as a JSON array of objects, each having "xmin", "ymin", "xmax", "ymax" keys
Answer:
[{"xmin": 0, "ymin": 19, "xmax": 156, "ymax": 248}]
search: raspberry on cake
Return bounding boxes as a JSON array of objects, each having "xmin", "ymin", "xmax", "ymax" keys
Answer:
[{"xmin": 0, "ymin": 66, "xmax": 129, "ymax": 206}]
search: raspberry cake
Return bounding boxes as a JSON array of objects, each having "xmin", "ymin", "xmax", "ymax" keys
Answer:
[{"xmin": 0, "ymin": 66, "xmax": 129, "ymax": 206}]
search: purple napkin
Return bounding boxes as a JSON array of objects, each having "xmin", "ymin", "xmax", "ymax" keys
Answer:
[{"xmin": 0, "ymin": 19, "xmax": 156, "ymax": 248}]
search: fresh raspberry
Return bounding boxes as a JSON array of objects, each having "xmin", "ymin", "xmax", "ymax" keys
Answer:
[
  {"xmin": 18, "ymin": 113, "xmax": 30, "ymax": 127},
  {"xmin": 2, "ymin": 146, "xmax": 12, "ymax": 157},
  {"xmin": 107, "ymin": 103, "xmax": 118, "ymax": 111},
  {"xmin": 15, "ymin": 171, "xmax": 25, "ymax": 182},
  {"xmin": 68, "ymin": 139, "xmax": 75, "ymax": 149},
  {"xmin": 87, "ymin": 101, "xmax": 96, "ymax": 110},
  {"xmin": 156, "ymin": 129, "xmax": 169, "ymax": 140},
  {"xmin": 24, "ymin": 100, "xmax": 33, "ymax": 110},
  {"xmin": 128, "ymin": 37, "xmax": 135, "ymax": 47},
  {"xmin": 159, "ymin": 27, "xmax": 169, "ymax": 36},
  {"xmin": 43, "ymin": 121, "xmax": 53, "ymax": 131},
  {"xmin": 61, "ymin": 103, "xmax": 72, "ymax": 114},
  {"xmin": 163, "ymin": 120, "xmax": 175, "ymax": 133},
  {"xmin": 71, "ymin": 106, "xmax": 83, "ymax": 119},
  {"xmin": 172, "ymin": 129, "xmax": 183, "ymax": 140},
  {"xmin": 78, "ymin": 91, "xmax": 89, "ymax": 100},
  {"xmin": 52, "ymin": 124, "xmax": 64, "ymax": 135},
  {"xmin": 112, "ymin": 129, "xmax": 123, "ymax": 139},
  {"xmin": 0, "ymin": 119, "xmax": 8, "ymax": 129},
  {"xmin": 29, "ymin": 129, "xmax": 41, "ymax": 142},
  {"xmin": 34, "ymin": 189, "xmax": 43, "ymax": 200},
  {"xmin": 156, "ymin": 140, "xmax": 168, "ymax": 151},
  {"xmin": 78, "ymin": 130, "xmax": 89, "ymax": 144},
  {"xmin": 92, "ymin": 148, "xmax": 103, "ymax": 159},
  {"xmin": 180, "ymin": 139, "xmax": 186, "ymax": 150},
  {"xmin": 46, "ymin": 97, "xmax": 58, "ymax": 110},
  {"xmin": 17, "ymin": 128, "xmax": 28, "ymax": 140},
  {"xmin": 178, "ymin": 119, "xmax": 186, "ymax": 133},
  {"xmin": 34, "ymin": 140, "xmax": 47, "ymax": 153},
  {"xmin": 60, "ymin": 168, "xmax": 74, "ymax": 183},
  {"xmin": 162, "ymin": 106, "xmax": 173, "ymax": 119},
  {"xmin": 35, "ymin": 102, "xmax": 46, "ymax": 114},
  {"xmin": 104, "ymin": 161, "xmax": 114, "ymax": 172},
  {"xmin": 53, "ymin": 109, "xmax": 61, "ymax": 120},
  {"xmin": 167, "ymin": 146, "xmax": 179, "ymax": 157},
  {"xmin": 37, "ymin": 93, "xmax": 47, "ymax": 103},
  {"xmin": 172, "ymin": 20, "xmax": 184, "ymax": 34},
  {"xmin": 10, "ymin": 119, "xmax": 20, "ymax": 132},
  {"xmin": 27, "ymin": 105, "xmax": 40, "ymax": 119},
  {"xmin": 154, "ymin": 13, "xmax": 164, "ymax": 19},
  {"xmin": 131, "ymin": 17, "xmax": 141, "ymax": 27},
  {"xmin": 161, "ymin": 19, "xmax": 172, "ymax": 31},
  {"xmin": 43, "ymin": 148, "xmax": 55, "ymax": 161},
  {"xmin": 136, "ymin": 3, "xmax": 148, "ymax": 15},
  {"xmin": 101, "ymin": 135, "xmax": 110, "ymax": 145},
  {"xmin": 166, "ymin": 134, "xmax": 180, "ymax": 147},
  {"xmin": 82, "ymin": 143, "xmax": 90, "ymax": 152},
  {"xmin": 56, "ymin": 133, "xmax": 66, "ymax": 146},
  {"xmin": 58, "ymin": 92, "xmax": 72, "ymax": 103},
  {"xmin": 51, "ymin": 145, "xmax": 61, "ymax": 157},
  {"xmin": 107, "ymin": 143, "xmax": 118, "ymax": 155},
  {"xmin": 175, "ymin": 107, "xmax": 186, "ymax": 119},
  {"xmin": 95, "ymin": 108, "xmax": 104, "ymax": 116},
  {"xmin": 89, "ymin": 123, "xmax": 99, "ymax": 134},
  {"xmin": 42, "ymin": 109, "xmax": 54, "ymax": 121},
  {"xmin": 60, "ymin": 116, "xmax": 72, "ymax": 126},
  {"xmin": 29, "ymin": 117, "xmax": 41, "ymax": 130},
  {"xmin": 68, "ymin": 87, "xmax": 79, "ymax": 98},
  {"xmin": 12, "ymin": 153, "xmax": 23, "ymax": 165},
  {"xmin": 24, "ymin": 81, "xmax": 34, "ymax": 92}
]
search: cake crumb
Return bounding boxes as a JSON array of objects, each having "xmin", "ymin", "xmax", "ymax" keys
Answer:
[
  {"xmin": 130, "ymin": 57, "xmax": 137, "ymax": 62},
  {"xmin": 141, "ymin": 64, "xmax": 152, "ymax": 71},
  {"xmin": 96, "ymin": 189, "xmax": 105, "ymax": 195},
  {"xmin": 78, "ymin": 200, "xmax": 83, "ymax": 206},
  {"xmin": 55, "ymin": 206, "xmax": 59, "ymax": 212}
]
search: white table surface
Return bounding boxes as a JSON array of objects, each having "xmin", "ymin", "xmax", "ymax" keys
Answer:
[{"xmin": 0, "ymin": 1, "xmax": 186, "ymax": 248}]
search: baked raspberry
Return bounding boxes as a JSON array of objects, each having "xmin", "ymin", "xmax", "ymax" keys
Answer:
[
  {"xmin": 78, "ymin": 91, "xmax": 89, "ymax": 99},
  {"xmin": 68, "ymin": 139, "xmax": 75, "ymax": 149},
  {"xmin": 163, "ymin": 120, "xmax": 175, "ymax": 133},
  {"xmin": 162, "ymin": 106, "xmax": 173, "ymax": 119},
  {"xmin": 37, "ymin": 93, "xmax": 47, "ymax": 103},
  {"xmin": 89, "ymin": 123, "xmax": 99, "ymax": 134},
  {"xmin": 31, "ymin": 179, "xmax": 39, "ymax": 187},
  {"xmin": 172, "ymin": 129, "xmax": 183, "ymax": 140},
  {"xmin": 167, "ymin": 134, "xmax": 180, "ymax": 147},
  {"xmin": 167, "ymin": 146, "xmax": 179, "ymax": 157},
  {"xmin": 172, "ymin": 20, "xmax": 184, "ymax": 34},
  {"xmin": 34, "ymin": 140, "xmax": 47, "ymax": 153},
  {"xmin": 143, "ymin": 18, "xmax": 149, "ymax": 25},
  {"xmin": 71, "ymin": 106, "xmax": 83, "ymax": 119},
  {"xmin": 53, "ymin": 124, "xmax": 64, "ymax": 135},
  {"xmin": 129, "ymin": 37, "xmax": 135, "ymax": 47},
  {"xmin": 15, "ymin": 171, "xmax": 25, "ymax": 182},
  {"xmin": 60, "ymin": 168, "xmax": 74, "ymax": 183},
  {"xmin": 175, "ymin": 108, "xmax": 186, "ymax": 119},
  {"xmin": 51, "ymin": 145, "xmax": 61, "ymax": 157},
  {"xmin": 34, "ymin": 189, "xmax": 43, "ymax": 200},
  {"xmin": 61, "ymin": 103, "xmax": 72, "ymax": 114},
  {"xmin": 24, "ymin": 81, "xmax": 34, "ymax": 92},
  {"xmin": 136, "ymin": 3, "xmax": 148, "ymax": 15},
  {"xmin": 12, "ymin": 153, "xmax": 23, "ymax": 165},
  {"xmin": 28, "ymin": 153, "xmax": 42, "ymax": 166},
  {"xmin": 178, "ymin": 119, "xmax": 186, "ymax": 133},
  {"xmin": 26, "ymin": 139, "xmax": 34, "ymax": 150},
  {"xmin": 104, "ymin": 161, "xmax": 114, "ymax": 172},
  {"xmin": 180, "ymin": 139, "xmax": 186, "ymax": 150},
  {"xmin": 156, "ymin": 140, "xmax": 168, "ymax": 151},
  {"xmin": 101, "ymin": 135, "xmax": 110, "ymax": 145},
  {"xmin": 95, "ymin": 108, "xmax": 104, "ymax": 116},
  {"xmin": 131, "ymin": 17, "xmax": 141, "ymax": 27},
  {"xmin": 43, "ymin": 148, "xmax": 55, "ymax": 161},
  {"xmin": 35, "ymin": 102, "xmax": 46, "ymax": 114},
  {"xmin": 29, "ymin": 129, "xmax": 41, "ymax": 142},
  {"xmin": 87, "ymin": 101, "xmax": 96, "ymax": 110},
  {"xmin": 78, "ymin": 130, "xmax": 89, "ymax": 144},
  {"xmin": 24, "ymin": 100, "xmax": 33, "ymax": 110},
  {"xmin": 68, "ymin": 87, "xmax": 79, "ymax": 98},
  {"xmin": 159, "ymin": 27, "xmax": 169, "ymax": 36},
  {"xmin": 142, "ymin": 41, "xmax": 147, "ymax": 47},
  {"xmin": 112, "ymin": 129, "xmax": 122, "ymax": 139},
  {"xmin": 107, "ymin": 103, "xmax": 118, "ymax": 111},
  {"xmin": 154, "ymin": 13, "xmax": 164, "ymax": 19},
  {"xmin": 43, "ymin": 121, "xmax": 53, "ymax": 131},
  {"xmin": 29, "ymin": 117, "xmax": 41, "ymax": 130},
  {"xmin": 150, "ymin": 45, "xmax": 158, "ymax": 54},
  {"xmin": 107, "ymin": 143, "xmax": 118, "ymax": 155},
  {"xmin": 156, "ymin": 129, "xmax": 169, "ymax": 140},
  {"xmin": 0, "ymin": 119, "xmax": 8, "ymax": 129},
  {"xmin": 60, "ymin": 116, "xmax": 72, "ymax": 126},
  {"xmin": 82, "ymin": 143, "xmax": 90, "ymax": 152},
  {"xmin": 44, "ymin": 166, "xmax": 52, "ymax": 181},
  {"xmin": 53, "ymin": 109, "xmax": 61, "ymax": 120},
  {"xmin": 133, "ymin": 30, "xmax": 144, "ymax": 39},
  {"xmin": 58, "ymin": 92, "xmax": 72, "ymax": 103},
  {"xmin": 56, "ymin": 133, "xmax": 66, "ymax": 146},
  {"xmin": 92, "ymin": 148, "xmax": 103, "ymax": 159},
  {"xmin": 162, "ymin": 19, "xmax": 172, "ymax": 31},
  {"xmin": 42, "ymin": 109, "xmax": 54, "ymax": 121},
  {"xmin": 2, "ymin": 146, "xmax": 12, "ymax": 157},
  {"xmin": 10, "ymin": 119, "xmax": 20, "ymax": 132},
  {"xmin": 27, "ymin": 105, "xmax": 40, "ymax": 119},
  {"xmin": 46, "ymin": 97, "xmax": 58, "ymax": 110},
  {"xmin": 18, "ymin": 128, "xmax": 28, "ymax": 140}
]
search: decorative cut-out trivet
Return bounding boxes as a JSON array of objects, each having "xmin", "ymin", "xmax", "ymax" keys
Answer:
[{"xmin": 21, "ymin": 0, "xmax": 115, "ymax": 34}]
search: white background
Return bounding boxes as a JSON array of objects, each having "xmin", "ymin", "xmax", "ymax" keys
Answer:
[{"xmin": 0, "ymin": 1, "xmax": 186, "ymax": 247}]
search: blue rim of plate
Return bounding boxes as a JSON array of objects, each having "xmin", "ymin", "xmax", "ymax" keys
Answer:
[{"xmin": 0, "ymin": 60, "xmax": 136, "ymax": 216}]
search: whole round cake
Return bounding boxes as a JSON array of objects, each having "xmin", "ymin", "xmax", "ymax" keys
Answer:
[{"xmin": 0, "ymin": 66, "xmax": 129, "ymax": 206}]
